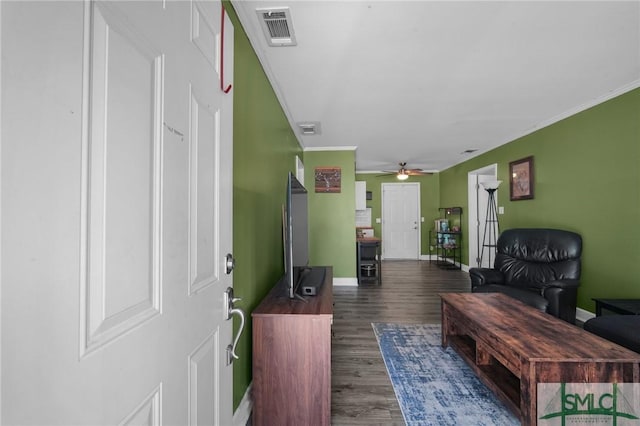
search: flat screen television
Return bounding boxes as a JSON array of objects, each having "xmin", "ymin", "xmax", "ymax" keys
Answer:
[{"xmin": 283, "ymin": 172, "xmax": 309, "ymax": 298}]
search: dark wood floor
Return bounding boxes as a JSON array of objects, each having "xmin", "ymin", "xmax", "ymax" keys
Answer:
[{"xmin": 331, "ymin": 260, "xmax": 471, "ymax": 425}]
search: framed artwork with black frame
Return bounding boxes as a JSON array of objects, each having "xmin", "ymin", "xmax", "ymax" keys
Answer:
[{"xmin": 509, "ymin": 156, "xmax": 534, "ymax": 201}]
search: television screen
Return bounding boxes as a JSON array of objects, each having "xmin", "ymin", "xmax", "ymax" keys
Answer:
[{"xmin": 284, "ymin": 172, "xmax": 309, "ymax": 298}]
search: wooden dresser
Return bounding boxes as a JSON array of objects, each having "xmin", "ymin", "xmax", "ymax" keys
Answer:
[{"xmin": 252, "ymin": 267, "xmax": 333, "ymax": 426}]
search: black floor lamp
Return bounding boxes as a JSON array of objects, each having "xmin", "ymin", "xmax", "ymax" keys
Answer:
[{"xmin": 479, "ymin": 180, "xmax": 501, "ymax": 268}]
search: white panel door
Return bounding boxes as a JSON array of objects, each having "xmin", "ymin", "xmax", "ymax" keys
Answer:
[
  {"xmin": 381, "ymin": 183, "xmax": 421, "ymax": 259},
  {"xmin": 1, "ymin": 1, "xmax": 235, "ymax": 425}
]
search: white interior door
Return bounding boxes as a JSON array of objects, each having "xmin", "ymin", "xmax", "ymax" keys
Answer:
[
  {"xmin": 1, "ymin": 1, "xmax": 235, "ymax": 424},
  {"xmin": 381, "ymin": 183, "xmax": 421, "ymax": 259}
]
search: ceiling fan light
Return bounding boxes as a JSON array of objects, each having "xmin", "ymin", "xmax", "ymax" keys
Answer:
[{"xmin": 397, "ymin": 173, "xmax": 409, "ymax": 181}]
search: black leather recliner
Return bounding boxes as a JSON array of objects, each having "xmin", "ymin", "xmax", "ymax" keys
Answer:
[{"xmin": 469, "ymin": 228, "xmax": 582, "ymax": 324}]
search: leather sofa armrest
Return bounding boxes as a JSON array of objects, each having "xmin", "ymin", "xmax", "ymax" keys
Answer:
[
  {"xmin": 544, "ymin": 284, "xmax": 579, "ymax": 324},
  {"xmin": 542, "ymin": 279, "xmax": 580, "ymax": 290},
  {"xmin": 469, "ymin": 267, "xmax": 504, "ymax": 289}
]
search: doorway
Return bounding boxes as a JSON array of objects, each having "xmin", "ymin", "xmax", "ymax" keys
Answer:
[
  {"xmin": 467, "ymin": 164, "xmax": 499, "ymax": 268},
  {"xmin": 381, "ymin": 183, "xmax": 421, "ymax": 259}
]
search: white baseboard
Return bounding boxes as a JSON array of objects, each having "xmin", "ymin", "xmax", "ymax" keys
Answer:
[
  {"xmin": 333, "ymin": 277, "xmax": 358, "ymax": 286},
  {"xmin": 233, "ymin": 382, "xmax": 252, "ymax": 426},
  {"xmin": 576, "ymin": 307, "xmax": 595, "ymax": 324}
]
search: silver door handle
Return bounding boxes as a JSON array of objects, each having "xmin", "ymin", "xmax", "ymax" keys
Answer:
[
  {"xmin": 225, "ymin": 253, "xmax": 235, "ymax": 274},
  {"xmin": 226, "ymin": 307, "xmax": 245, "ymax": 364},
  {"xmin": 223, "ymin": 287, "xmax": 245, "ymax": 365}
]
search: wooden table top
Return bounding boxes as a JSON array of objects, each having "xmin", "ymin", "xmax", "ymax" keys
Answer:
[
  {"xmin": 440, "ymin": 292, "xmax": 640, "ymax": 362},
  {"xmin": 357, "ymin": 237, "xmax": 381, "ymax": 243}
]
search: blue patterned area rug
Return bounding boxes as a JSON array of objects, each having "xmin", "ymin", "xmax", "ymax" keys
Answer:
[{"xmin": 372, "ymin": 323, "xmax": 519, "ymax": 426}]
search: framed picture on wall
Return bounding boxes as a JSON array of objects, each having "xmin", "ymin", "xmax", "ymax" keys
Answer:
[
  {"xmin": 509, "ymin": 156, "xmax": 534, "ymax": 201},
  {"xmin": 315, "ymin": 167, "xmax": 341, "ymax": 193}
]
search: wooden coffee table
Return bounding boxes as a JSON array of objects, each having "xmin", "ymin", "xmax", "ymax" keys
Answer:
[{"xmin": 440, "ymin": 292, "xmax": 640, "ymax": 425}]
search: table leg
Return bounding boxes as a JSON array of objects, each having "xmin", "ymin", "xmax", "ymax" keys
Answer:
[{"xmin": 520, "ymin": 360, "xmax": 537, "ymax": 425}]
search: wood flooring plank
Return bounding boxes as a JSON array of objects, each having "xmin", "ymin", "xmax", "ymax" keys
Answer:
[{"xmin": 331, "ymin": 260, "xmax": 470, "ymax": 425}]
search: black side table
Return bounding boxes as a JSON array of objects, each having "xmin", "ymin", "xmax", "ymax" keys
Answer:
[
  {"xmin": 592, "ymin": 298, "xmax": 640, "ymax": 316},
  {"xmin": 356, "ymin": 239, "xmax": 381, "ymax": 285}
]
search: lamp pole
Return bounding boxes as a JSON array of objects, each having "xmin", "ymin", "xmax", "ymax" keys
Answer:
[{"xmin": 479, "ymin": 181, "xmax": 502, "ymax": 268}]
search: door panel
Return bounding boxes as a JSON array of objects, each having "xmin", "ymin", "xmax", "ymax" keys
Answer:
[
  {"xmin": 189, "ymin": 87, "xmax": 220, "ymax": 294},
  {"xmin": 1, "ymin": 1, "xmax": 234, "ymax": 424},
  {"xmin": 381, "ymin": 183, "xmax": 421, "ymax": 259},
  {"xmin": 189, "ymin": 332, "xmax": 219, "ymax": 426},
  {"xmin": 120, "ymin": 385, "xmax": 162, "ymax": 426},
  {"xmin": 83, "ymin": 1, "xmax": 164, "ymax": 357}
]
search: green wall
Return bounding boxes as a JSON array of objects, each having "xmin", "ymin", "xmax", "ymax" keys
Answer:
[
  {"xmin": 304, "ymin": 150, "xmax": 357, "ymax": 277},
  {"xmin": 439, "ymin": 88, "xmax": 640, "ymax": 313},
  {"xmin": 226, "ymin": 3, "xmax": 302, "ymax": 410},
  {"xmin": 354, "ymin": 174, "xmax": 441, "ymax": 256}
]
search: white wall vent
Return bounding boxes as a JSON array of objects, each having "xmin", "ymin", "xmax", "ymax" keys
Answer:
[{"xmin": 256, "ymin": 7, "xmax": 297, "ymax": 46}]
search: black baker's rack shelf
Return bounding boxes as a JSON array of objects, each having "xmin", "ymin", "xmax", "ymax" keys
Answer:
[{"xmin": 429, "ymin": 207, "xmax": 462, "ymax": 270}]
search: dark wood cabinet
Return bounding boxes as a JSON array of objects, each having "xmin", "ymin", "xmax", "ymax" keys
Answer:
[
  {"xmin": 356, "ymin": 238, "xmax": 381, "ymax": 284},
  {"xmin": 252, "ymin": 267, "xmax": 333, "ymax": 426}
]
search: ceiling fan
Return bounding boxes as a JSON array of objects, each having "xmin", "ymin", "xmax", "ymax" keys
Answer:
[{"xmin": 379, "ymin": 162, "xmax": 432, "ymax": 180}]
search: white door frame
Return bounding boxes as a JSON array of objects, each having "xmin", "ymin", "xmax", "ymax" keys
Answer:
[
  {"xmin": 381, "ymin": 182, "xmax": 421, "ymax": 259},
  {"xmin": 467, "ymin": 164, "xmax": 498, "ymax": 268}
]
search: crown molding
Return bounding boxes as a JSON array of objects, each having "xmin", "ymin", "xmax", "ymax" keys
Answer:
[{"xmin": 304, "ymin": 146, "xmax": 357, "ymax": 152}]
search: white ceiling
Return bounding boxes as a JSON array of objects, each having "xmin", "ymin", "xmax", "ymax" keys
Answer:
[{"xmin": 232, "ymin": 0, "xmax": 640, "ymax": 173}]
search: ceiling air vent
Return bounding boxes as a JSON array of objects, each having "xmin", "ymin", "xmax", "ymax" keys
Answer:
[
  {"xmin": 297, "ymin": 122, "xmax": 321, "ymax": 136},
  {"xmin": 256, "ymin": 7, "xmax": 297, "ymax": 46}
]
